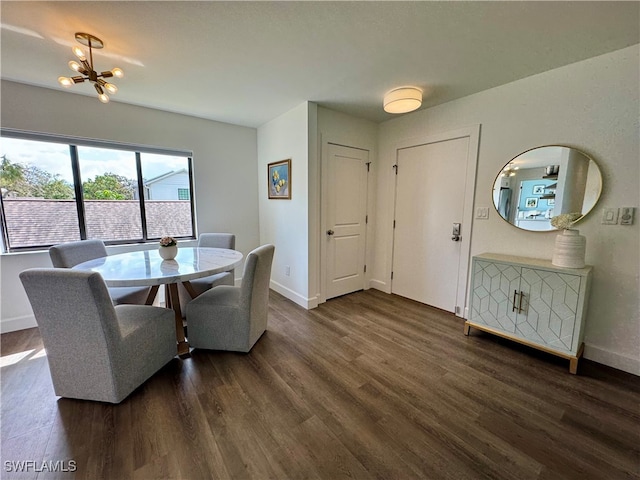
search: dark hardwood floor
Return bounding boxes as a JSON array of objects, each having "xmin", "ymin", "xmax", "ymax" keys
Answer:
[{"xmin": 2, "ymin": 289, "xmax": 639, "ymax": 479}]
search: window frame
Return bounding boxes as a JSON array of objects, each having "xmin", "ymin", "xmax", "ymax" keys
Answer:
[{"xmin": 0, "ymin": 128, "xmax": 196, "ymax": 253}]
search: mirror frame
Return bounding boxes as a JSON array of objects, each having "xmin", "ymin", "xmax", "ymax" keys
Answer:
[{"xmin": 492, "ymin": 145, "xmax": 603, "ymax": 232}]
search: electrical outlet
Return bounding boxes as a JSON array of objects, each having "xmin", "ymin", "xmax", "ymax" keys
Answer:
[
  {"xmin": 475, "ymin": 207, "xmax": 489, "ymax": 219},
  {"xmin": 601, "ymin": 208, "xmax": 618, "ymax": 225},
  {"xmin": 620, "ymin": 207, "xmax": 635, "ymax": 225},
  {"xmin": 285, "ymin": 265, "xmax": 290, "ymax": 276}
]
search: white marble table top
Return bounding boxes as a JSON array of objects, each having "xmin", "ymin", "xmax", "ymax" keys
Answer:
[{"xmin": 72, "ymin": 247, "xmax": 243, "ymax": 287}]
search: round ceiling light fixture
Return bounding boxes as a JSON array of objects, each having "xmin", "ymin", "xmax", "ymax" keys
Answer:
[{"xmin": 383, "ymin": 87, "xmax": 422, "ymax": 114}]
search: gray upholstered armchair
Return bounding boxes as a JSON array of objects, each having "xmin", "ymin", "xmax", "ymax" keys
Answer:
[
  {"xmin": 186, "ymin": 244, "xmax": 275, "ymax": 352},
  {"xmin": 19, "ymin": 268, "xmax": 177, "ymax": 403},
  {"xmin": 178, "ymin": 233, "xmax": 236, "ymax": 312},
  {"xmin": 49, "ymin": 239, "xmax": 152, "ymax": 306}
]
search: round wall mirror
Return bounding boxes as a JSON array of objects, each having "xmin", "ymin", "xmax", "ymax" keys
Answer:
[{"xmin": 493, "ymin": 145, "xmax": 602, "ymax": 232}]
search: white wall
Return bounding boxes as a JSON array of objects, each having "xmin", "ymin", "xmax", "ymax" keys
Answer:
[
  {"xmin": 257, "ymin": 102, "xmax": 313, "ymax": 307},
  {"xmin": 373, "ymin": 45, "xmax": 640, "ymax": 374},
  {"xmin": 1, "ymin": 80, "xmax": 259, "ymax": 332}
]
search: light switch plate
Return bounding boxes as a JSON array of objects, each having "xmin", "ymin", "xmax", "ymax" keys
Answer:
[
  {"xmin": 620, "ymin": 207, "xmax": 635, "ymax": 225},
  {"xmin": 476, "ymin": 207, "xmax": 489, "ymax": 219},
  {"xmin": 601, "ymin": 208, "xmax": 618, "ymax": 225}
]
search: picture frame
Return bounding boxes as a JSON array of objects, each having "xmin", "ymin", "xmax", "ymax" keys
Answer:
[
  {"xmin": 547, "ymin": 198, "xmax": 555, "ymax": 206},
  {"xmin": 525, "ymin": 197, "xmax": 538, "ymax": 208},
  {"xmin": 268, "ymin": 159, "xmax": 291, "ymax": 199},
  {"xmin": 532, "ymin": 185, "xmax": 545, "ymax": 195}
]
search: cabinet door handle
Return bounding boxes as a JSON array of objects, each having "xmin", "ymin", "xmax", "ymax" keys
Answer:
[
  {"xmin": 518, "ymin": 291, "xmax": 524, "ymax": 313},
  {"xmin": 512, "ymin": 290, "xmax": 518, "ymax": 312}
]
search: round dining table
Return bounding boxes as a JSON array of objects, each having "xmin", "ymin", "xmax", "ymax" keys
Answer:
[{"xmin": 72, "ymin": 247, "xmax": 243, "ymax": 355}]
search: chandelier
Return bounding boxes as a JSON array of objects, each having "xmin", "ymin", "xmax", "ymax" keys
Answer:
[
  {"xmin": 501, "ymin": 162, "xmax": 519, "ymax": 177},
  {"xmin": 58, "ymin": 33, "xmax": 123, "ymax": 104}
]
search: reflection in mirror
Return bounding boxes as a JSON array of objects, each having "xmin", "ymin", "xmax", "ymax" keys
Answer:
[{"xmin": 493, "ymin": 146, "xmax": 602, "ymax": 232}]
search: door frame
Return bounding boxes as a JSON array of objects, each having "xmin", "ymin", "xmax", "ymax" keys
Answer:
[
  {"xmin": 388, "ymin": 125, "xmax": 480, "ymax": 317},
  {"xmin": 319, "ymin": 139, "xmax": 372, "ymax": 304}
]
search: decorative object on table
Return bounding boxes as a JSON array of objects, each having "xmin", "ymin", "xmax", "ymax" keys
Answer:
[
  {"xmin": 159, "ymin": 236, "xmax": 178, "ymax": 260},
  {"xmin": 550, "ymin": 212, "xmax": 586, "ymax": 268},
  {"xmin": 268, "ymin": 159, "xmax": 291, "ymax": 199},
  {"xmin": 58, "ymin": 33, "xmax": 124, "ymax": 104}
]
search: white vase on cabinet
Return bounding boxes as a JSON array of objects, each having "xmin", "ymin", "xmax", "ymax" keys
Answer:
[{"xmin": 552, "ymin": 229, "xmax": 586, "ymax": 268}]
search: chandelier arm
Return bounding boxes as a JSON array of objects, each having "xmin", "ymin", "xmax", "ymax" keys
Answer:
[{"xmin": 87, "ymin": 37, "xmax": 94, "ymax": 71}]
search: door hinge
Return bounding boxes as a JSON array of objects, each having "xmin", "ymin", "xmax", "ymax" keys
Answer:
[
  {"xmin": 393, "ymin": 164, "xmax": 398, "ymax": 174},
  {"xmin": 393, "ymin": 220, "xmax": 396, "ymax": 228},
  {"xmin": 391, "ymin": 271, "xmax": 394, "ymax": 280},
  {"xmin": 366, "ymin": 162, "xmax": 371, "ymax": 172},
  {"xmin": 364, "ymin": 265, "xmax": 367, "ymax": 273},
  {"xmin": 365, "ymin": 214, "xmax": 368, "ymax": 224}
]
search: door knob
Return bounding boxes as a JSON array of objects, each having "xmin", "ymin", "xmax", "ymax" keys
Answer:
[{"xmin": 327, "ymin": 229, "xmax": 335, "ymax": 236}]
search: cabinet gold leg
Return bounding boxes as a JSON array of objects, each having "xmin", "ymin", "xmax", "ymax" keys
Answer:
[
  {"xmin": 463, "ymin": 323, "xmax": 471, "ymax": 336},
  {"xmin": 569, "ymin": 357, "xmax": 578, "ymax": 374},
  {"xmin": 569, "ymin": 342, "xmax": 585, "ymax": 374}
]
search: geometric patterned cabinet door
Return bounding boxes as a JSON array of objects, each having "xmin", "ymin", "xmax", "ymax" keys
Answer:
[{"xmin": 465, "ymin": 253, "xmax": 592, "ymax": 374}]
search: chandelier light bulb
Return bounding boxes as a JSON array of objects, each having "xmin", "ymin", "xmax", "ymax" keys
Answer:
[
  {"xmin": 72, "ymin": 46, "xmax": 86, "ymax": 61},
  {"xmin": 104, "ymin": 83, "xmax": 118, "ymax": 94},
  {"xmin": 68, "ymin": 61, "xmax": 82, "ymax": 72},
  {"xmin": 58, "ymin": 76, "xmax": 73, "ymax": 87},
  {"xmin": 98, "ymin": 93, "xmax": 110, "ymax": 104},
  {"xmin": 111, "ymin": 67, "xmax": 124, "ymax": 78}
]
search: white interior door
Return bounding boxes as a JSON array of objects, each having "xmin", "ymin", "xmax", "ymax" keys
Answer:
[
  {"xmin": 392, "ymin": 137, "xmax": 470, "ymax": 313},
  {"xmin": 325, "ymin": 144, "xmax": 369, "ymax": 299}
]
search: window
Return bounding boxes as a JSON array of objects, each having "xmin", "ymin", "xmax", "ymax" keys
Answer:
[{"xmin": 0, "ymin": 130, "xmax": 195, "ymax": 252}]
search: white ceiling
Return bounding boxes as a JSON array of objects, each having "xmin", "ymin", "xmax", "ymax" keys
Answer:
[{"xmin": 1, "ymin": 1, "xmax": 638, "ymax": 128}]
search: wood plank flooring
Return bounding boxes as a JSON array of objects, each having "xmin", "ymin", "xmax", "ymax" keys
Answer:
[{"xmin": 2, "ymin": 289, "xmax": 639, "ymax": 479}]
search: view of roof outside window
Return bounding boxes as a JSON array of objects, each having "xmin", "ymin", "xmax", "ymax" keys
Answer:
[{"xmin": 0, "ymin": 135, "xmax": 194, "ymax": 251}]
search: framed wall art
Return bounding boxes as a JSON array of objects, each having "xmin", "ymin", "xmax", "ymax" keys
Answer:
[
  {"xmin": 268, "ymin": 159, "xmax": 291, "ymax": 199},
  {"xmin": 525, "ymin": 197, "xmax": 538, "ymax": 208}
]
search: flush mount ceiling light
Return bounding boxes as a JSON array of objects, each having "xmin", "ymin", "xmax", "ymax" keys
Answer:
[
  {"xmin": 383, "ymin": 87, "xmax": 422, "ymax": 114},
  {"xmin": 58, "ymin": 32, "xmax": 123, "ymax": 104}
]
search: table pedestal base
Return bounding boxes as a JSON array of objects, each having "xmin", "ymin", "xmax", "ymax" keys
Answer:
[{"xmin": 165, "ymin": 283, "xmax": 190, "ymax": 356}]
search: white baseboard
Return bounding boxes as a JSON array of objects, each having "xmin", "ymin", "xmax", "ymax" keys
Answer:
[
  {"xmin": 1, "ymin": 314, "xmax": 37, "ymax": 334},
  {"xmin": 369, "ymin": 278, "xmax": 390, "ymax": 293},
  {"xmin": 269, "ymin": 280, "xmax": 318, "ymax": 309},
  {"xmin": 584, "ymin": 343, "xmax": 640, "ymax": 376}
]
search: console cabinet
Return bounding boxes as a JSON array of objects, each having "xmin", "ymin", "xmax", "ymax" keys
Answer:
[{"xmin": 465, "ymin": 253, "xmax": 592, "ymax": 374}]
